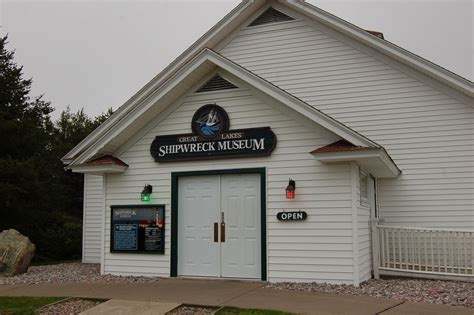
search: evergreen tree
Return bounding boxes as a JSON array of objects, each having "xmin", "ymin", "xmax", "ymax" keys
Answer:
[
  {"xmin": 51, "ymin": 107, "xmax": 112, "ymax": 219},
  {"xmin": 0, "ymin": 35, "xmax": 113, "ymax": 261},
  {"xmin": 0, "ymin": 35, "xmax": 55, "ymax": 236}
]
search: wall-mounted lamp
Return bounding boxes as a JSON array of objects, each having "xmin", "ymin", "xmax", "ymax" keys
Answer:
[
  {"xmin": 141, "ymin": 184, "xmax": 153, "ymax": 201},
  {"xmin": 286, "ymin": 179, "xmax": 296, "ymax": 199}
]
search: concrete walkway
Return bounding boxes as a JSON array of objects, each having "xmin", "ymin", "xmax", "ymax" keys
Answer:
[
  {"xmin": 80, "ymin": 299, "xmax": 180, "ymax": 315},
  {"xmin": 0, "ymin": 278, "xmax": 471, "ymax": 315}
]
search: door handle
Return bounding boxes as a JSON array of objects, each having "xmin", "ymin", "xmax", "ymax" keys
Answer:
[
  {"xmin": 220, "ymin": 222, "xmax": 225, "ymax": 243},
  {"xmin": 214, "ymin": 223, "xmax": 218, "ymax": 243},
  {"xmin": 220, "ymin": 211, "xmax": 225, "ymax": 243}
]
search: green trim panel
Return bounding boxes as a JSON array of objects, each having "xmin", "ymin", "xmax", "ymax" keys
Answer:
[{"xmin": 170, "ymin": 168, "xmax": 267, "ymax": 281}]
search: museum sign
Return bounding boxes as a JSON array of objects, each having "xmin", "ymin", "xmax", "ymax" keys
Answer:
[{"xmin": 150, "ymin": 104, "xmax": 277, "ymax": 162}]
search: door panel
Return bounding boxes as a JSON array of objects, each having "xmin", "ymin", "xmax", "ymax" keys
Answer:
[
  {"xmin": 177, "ymin": 173, "xmax": 261, "ymax": 279},
  {"xmin": 220, "ymin": 174, "xmax": 261, "ymax": 279},
  {"xmin": 178, "ymin": 176, "xmax": 220, "ymax": 277}
]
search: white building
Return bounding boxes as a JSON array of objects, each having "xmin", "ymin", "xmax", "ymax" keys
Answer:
[{"xmin": 63, "ymin": 0, "xmax": 473, "ymax": 286}]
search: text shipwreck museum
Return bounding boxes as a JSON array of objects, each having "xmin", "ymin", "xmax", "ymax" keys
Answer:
[{"xmin": 63, "ymin": 1, "xmax": 474, "ymax": 285}]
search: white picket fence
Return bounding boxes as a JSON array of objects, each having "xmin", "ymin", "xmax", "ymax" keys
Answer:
[{"xmin": 372, "ymin": 223, "xmax": 474, "ymax": 281}]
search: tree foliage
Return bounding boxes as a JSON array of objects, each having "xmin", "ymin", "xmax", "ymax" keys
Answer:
[{"xmin": 0, "ymin": 35, "xmax": 112, "ymax": 262}]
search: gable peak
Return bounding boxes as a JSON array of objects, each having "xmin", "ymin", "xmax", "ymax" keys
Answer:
[{"xmin": 248, "ymin": 6, "xmax": 295, "ymax": 27}]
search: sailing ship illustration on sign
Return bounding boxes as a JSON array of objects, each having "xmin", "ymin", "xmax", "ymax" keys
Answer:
[
  {"xmin": 192, "ymin": 104, "xmax": 229, "ymax": 139},
  {"xmin": 196, "ymin": 108, "xmax": 221, "ymax": 136}
]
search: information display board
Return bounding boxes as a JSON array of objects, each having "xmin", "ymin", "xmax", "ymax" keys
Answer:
[{"xmin": 110, "ymin": 205, "xmax": 165, "ymax": 254}]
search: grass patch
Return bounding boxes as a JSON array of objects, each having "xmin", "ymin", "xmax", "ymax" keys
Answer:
[
  {"xmin": 0, "ymin": 296, "xmax": 64, "ymax": 315},
  {"xmin": 215, "ymin": 307, "xmax": 294, "ymax": 315}
]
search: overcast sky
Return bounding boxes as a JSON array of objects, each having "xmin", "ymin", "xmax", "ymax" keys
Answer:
[{"xmin": 1, "ymin": 0, "xmax": 472, "ymax": 118}]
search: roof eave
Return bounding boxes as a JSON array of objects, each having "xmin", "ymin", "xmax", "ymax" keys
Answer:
[
  {"xmin": 68, "ymin": 163, "xmax": 128, "ymax": 175},
  {"xmin": 312, "ymin": 148, "xmax": 401, "ymax": 178}
]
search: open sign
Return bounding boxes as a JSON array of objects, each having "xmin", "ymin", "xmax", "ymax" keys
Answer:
[{"xmin": 277, "ymin": 211, "xmax": 307, "ymax": 221}]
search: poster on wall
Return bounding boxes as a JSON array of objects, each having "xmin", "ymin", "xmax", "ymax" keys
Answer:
[{"xmin": 110, "ymin": 205, "xmax": 165, "ymax": 254}]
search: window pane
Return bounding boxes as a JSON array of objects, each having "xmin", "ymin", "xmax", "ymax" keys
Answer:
[{"xmin": 360, "ymin": 171, "xmax": 368, "ymax": 201}]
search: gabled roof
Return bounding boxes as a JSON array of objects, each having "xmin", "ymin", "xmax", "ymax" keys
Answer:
[
  {"xmin": 61, "ymin": 0, "xmax": 267, "ymax": 164},
  {"xmin": 287, "ymin": 0, "xmax": 472, "ymax": 97},
  {"xmin": 63, "ymin": 0, "xmax": 472, "ymax": 164},
  {"xmin": 64, "ymin": 49, "xmax": 379, "ymax": 167}
]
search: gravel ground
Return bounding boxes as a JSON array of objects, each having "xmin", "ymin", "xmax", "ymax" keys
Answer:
[
  {"xmin": 38, "ymin": 298, "xmax": 103, "ymax": 314},
  {"xmin": 167, "ymin": 305, "xmax": 218, "ymax": 315},
  {"xmin": 0, "ymin": 263, "xmax": 160, "ymax": 285},
  {"xmin": 267, "ymin": 278, "xmax": 474, "ymax": 308}
]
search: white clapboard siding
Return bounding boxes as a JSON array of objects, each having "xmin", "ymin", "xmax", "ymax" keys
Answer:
[
  {"xmin": 104, "ymin": 83, "xmax": 357, "ymax": 283},
  {"xmin": 83, "ymin": 174, "xmax": 103, "ymax": 263},
  {"xmin": 219, "ymin": 8, "xmax": 474, "ymax": 230}
]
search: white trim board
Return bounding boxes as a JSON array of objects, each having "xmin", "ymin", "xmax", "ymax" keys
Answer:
[{"xmin": 81, "ymin": 174, "xmax": 87, "ymax": 263}]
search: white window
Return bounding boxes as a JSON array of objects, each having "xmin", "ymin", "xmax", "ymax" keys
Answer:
[{"xmin": 360, "ymin": 169, "xmax": 368, "ymax": 205}]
